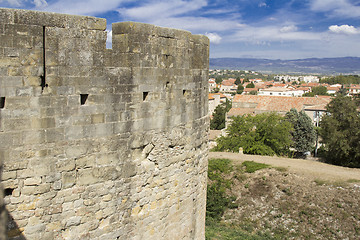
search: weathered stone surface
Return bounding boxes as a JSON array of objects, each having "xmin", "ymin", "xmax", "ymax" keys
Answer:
[{"xmin": 0, "ymin": 7, "xmax": 209, "ymax": 240}]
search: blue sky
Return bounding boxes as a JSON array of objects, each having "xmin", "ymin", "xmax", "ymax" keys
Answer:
[{"xmin": 1, "ymin": 0, "xmax": 360, "ymax": 59}]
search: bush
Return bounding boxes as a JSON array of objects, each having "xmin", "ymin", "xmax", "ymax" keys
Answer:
[
  {"xmin": 206, "ymin": 159, "xmax": 237, "ymax": 222},
  {"xmin": 214, "ymin": 113, "xmax": 293, "ymax": 156}
]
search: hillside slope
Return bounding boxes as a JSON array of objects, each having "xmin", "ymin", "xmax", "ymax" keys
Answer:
[{"xmin": 206, "ymin": 154, "xmax": 360, "ymax": 240}]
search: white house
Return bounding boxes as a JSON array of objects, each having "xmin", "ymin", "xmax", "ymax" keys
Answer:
[
  {"xmin": 301, "ymin": 76, "xmax": 319, "ymax": 83},
  {"xmin": 258, "ymin": 87, "xmax": 305, "ymax": 97}
]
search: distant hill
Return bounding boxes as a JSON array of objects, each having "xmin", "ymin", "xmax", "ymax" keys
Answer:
[{"xmin": 209, "ymin": 57, "xmax": 360, "ymax": 74}]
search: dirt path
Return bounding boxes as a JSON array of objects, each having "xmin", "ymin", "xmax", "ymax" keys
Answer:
[{"xmin": 209, "ymin": 152, "xmax": 360, "ymax": 182}]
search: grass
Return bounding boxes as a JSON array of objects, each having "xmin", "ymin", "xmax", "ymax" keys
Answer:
[
  {"xmin": 206, "ymin": 158, "xmax": 278, "ymax": 240},
  {"xmin": 207, "ymin": 158, "xmax": 237, "ymax": 221},
  {"xmin": 242, "ymin": 161, "xmax": 270, "ymax": 173},
  {"xmin": 273, "ymin": 166, "xmax": 288, "ymax": 172},
  {"xmin": 314, "ymin": 178, "xmax": 359, "ymax": 187},
  {"xmin": 347, "ymin": 179, "xmax": 360, "ymax": 183},
  {"xmin": 206, "ymin": 222, "xmax": 278, "ymax": 240},
  {"xmin": 314, "ymin": 178, "xmax": 327, "ymax": 186}
]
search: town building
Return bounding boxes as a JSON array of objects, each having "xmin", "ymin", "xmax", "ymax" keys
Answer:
[
  {"xmin": 258, "ymin": 87, "xmax": 305, "ymax": 97},
  {"xmin": 227, "ymin": 95, "xmax": 332, "ymax": 125}
]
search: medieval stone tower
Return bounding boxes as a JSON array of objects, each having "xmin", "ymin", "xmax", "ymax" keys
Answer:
[{"xmin": 0, "ymin": 8, "xmax": 209, "ymax": 239}]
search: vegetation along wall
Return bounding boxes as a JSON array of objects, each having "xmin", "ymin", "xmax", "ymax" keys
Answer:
[{"xmin": 0, "ymin": 8, "xmax": 209, "ymax": 240}]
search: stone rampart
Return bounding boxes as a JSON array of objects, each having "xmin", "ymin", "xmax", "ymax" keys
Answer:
[{"xmin": 0, "ymin": 8, "xmax": 209, "ymax": 239}]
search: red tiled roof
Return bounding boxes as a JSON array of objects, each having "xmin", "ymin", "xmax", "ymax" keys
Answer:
[
  {"xmin": 327, "ymin": 87, "xmax": 341, "ymax": 91},
  {"xmin": 296, "ymin": 87, "xmax": 311, "ymax": 91},
  {"xmin": 221, "ymin": 80, "xmax": 235, "ymax": 86},
  {"xmin": 232, "ymin": 95, "xmax": 332, "ymax": 113},
  {"xmin": 227, "ymin": 108, "xmax": 255, "ymax": 117},
  {"xmin": 301, "ymin": 82, "xmax": 320, "ymax": 87},
  {"xmin": 304, "ymin": 103, "xmax": 328, "ymax": 111},
  {"xmin": 209, "ymin": 93, "xmax": 227, "ymax": 99},
  {"xmin": 244, "ymin": 88, "xmax": 257, "ymax": 92}
]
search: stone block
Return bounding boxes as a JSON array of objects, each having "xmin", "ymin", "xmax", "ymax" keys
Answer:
[
  {"xmin": 62, "ymin": 172, "xmax": 76, "ymax": 188},
  {"xmin": 91, "ymin": 113, "xmax": 105, "ymax": 124},
  {"xmin": 2, "ymin": 171, "xmax": 16, "ymax": 181},
  {"xmin": 77, "ymin": 168, "xmax": 99, "ymax": 186},
  {"xmin": 24, "ymin": 177, "xmax": 42, "ymax": 186}
]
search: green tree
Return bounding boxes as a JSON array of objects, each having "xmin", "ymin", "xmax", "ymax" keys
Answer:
[
  {"xmin": 249, "ymin": 90, "xmax": 257, "ymax": 95},
  {"xmin": 236, "ymin": 85, "xmax": 244, "ymax": 94},
  {"xmin": 235, "ymin": 77, "xmax": 241, "ymax": 85},
  {"xmin": 337, "ymin": 85, "xmax": 348, "ymax": 96},
  {"xmin": 210, "ymin": 100, "xmax": 232, "ymax": 130},
  {"xmin": 286, "ymin": 108, "xmax": 316, "ymax": 155},
  {"xmin": 319, "ymin": 96, "xmax": 360, "ymax": 167},
  {"xmin": 212, "ymin": 87, "xmax": 219, "ymax": 93},
  {"xmin": 246, "ymin": 82, "xmax": 255, "ymax": 88},
  {"xmin": 215, "ymin": 113, "xmax": 293, "ymax": 156},
  {"xmin": 303, "ymin": 86, "xmax": 328, "ymax": 97},
  {"xmin": 320, "ymin": 75, "xmax": 360, "ymax": 85},
  {"xmin": 215, "ymin": 76, "xmax": 222, "ymax": 84}
]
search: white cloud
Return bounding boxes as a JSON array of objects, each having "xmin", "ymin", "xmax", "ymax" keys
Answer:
[
  {"xmin": 118, "ymin": 0, "xmax": 207, "ymax": 21},
  {"xmin": 229, "ymin": 24, "xmax": 321, "ymax": 43},
  {"xmin": 258, "ymin": 2, "xmax": 267, "ymax": 8},
  {"xmin": 329, "ymin": 25, "xmax": 359, "ymax": 34},
  {"xmin": 116, "ymin": 0, "xmax": 242, "ymax": 33},
  {"xmin": 39, "ymin": 0, "xmax": 130, "ymax": 15},
  {"xmin": 310, "ymin": 0, "xmax": 360, "ymax": 18},
  {"xmin": 280, "ymin": 25, "xmax": 298, "ymax": 33},
  {"xmin": 33, "ymin": 0, "xmax": 47, "ymax": 8},
  {"xmin": 205, "ymin": 32, "xmax": 222, "ymax": 44},
  {"xmin": 2, "ymin": 0, "xmax": 22, "ymax": 6}
]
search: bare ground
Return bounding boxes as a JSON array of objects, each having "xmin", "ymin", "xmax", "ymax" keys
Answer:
[
  {"xmin": 209, "ymin": 152, "xmax": 360, "ymax": 182},
  {"xmin": 209, "ymin": 152, "xmax": 360, "ymax": 239}
]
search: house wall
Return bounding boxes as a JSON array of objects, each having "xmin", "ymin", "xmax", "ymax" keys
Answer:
[{"xmin": 0, "ymin": 8, "xmax": 209, "ymax": 240}]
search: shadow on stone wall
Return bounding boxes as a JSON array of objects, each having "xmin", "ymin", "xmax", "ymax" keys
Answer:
[
  {"xmin": 1, "ymin": 164, "xmax": 25, "ymax": 240},
  {"xmin": 6, "ymin": 209, "xmax": 27, "ymax": 240}
]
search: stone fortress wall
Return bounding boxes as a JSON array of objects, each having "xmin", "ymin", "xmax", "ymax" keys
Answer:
[{"xmin": 0, "ymin": 8, "xmax": 209, "ymax": 239}]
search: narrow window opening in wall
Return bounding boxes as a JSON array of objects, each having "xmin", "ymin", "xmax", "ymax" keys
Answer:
[
  {"xmin": 143, "ymin": 92, "xmax": 149, "ymax": 101},
  {"xmin": 183, "ymin": 90, "xmax": 187, "ymax": 96},
  {"xmin": 80, "ymin": 94, "xmax": 89, "ymax": 105},
  {"xmin": 0, "ymin": 97, "xmax": 5, "ymax": 109},
  {"xmin": 4, "ymin": 188, "xmax": 14, "ymax": 196},
  {"xmin": 40, "ymin": 26, "xmax": 47, "ymax": 91},
  {"xmin": 106, "ymin": 27, "xmax": 113, "ymax": 49},
  {"xmin": 166, "ymin": 81, "xmax": 170, "ymax": 87}
]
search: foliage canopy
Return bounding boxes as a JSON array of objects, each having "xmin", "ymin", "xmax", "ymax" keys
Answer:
[
  {"xmin": 246, "ymin": 82, "xmax": 255, "ymax": 88},
  {"xmin": 285, "ymin": 108, "xmax": 316, "ymax": 154},
  {"xmin": 319, "ymin": 96, "xmax": 360, "ymax": 167},
  {"xmin": 237, "ymin": 85, "xmax": 244, "ymax": 94},
  {"xmin": 303, "ymin": 86, "xmax": 328, "ymax": 97},
  {"xmin": 320, "ymin": 75, "xmax": 360, "ymax": 85},
  {"xmin": 214, "ymin": 113, "xmax": 293, "ymax": 156},
  {"xmin": 210, "ymin": 99, "xmax": 232, "ymax": 130}
]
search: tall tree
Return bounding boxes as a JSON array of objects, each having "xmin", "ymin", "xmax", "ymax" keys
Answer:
[
  {"xmin": 215, "ymin": 113, "xmax": 293, "ymax": 156},
  {"xmin": 286, "ymin": 108, "xmax": 316, "ymax": 155},
  {"xmin": 210, "ymin": 99, "xmax": 232, "ymax": 130},
  {"xmin": 236, "ymin": 85, "xmax": 244, "ymax": 94},
  {"xmin": 246, "ymin": 82, "xmax": 255, "ymax": 88},
  {"xmin": 235, "ymin": 77, "xmax": 241, "ymax": 85},
  {"xmin": 215, "ymin": 76, "xmax": 222, "ymax": 84},
  {"xmin": 303, "ymin": 86, "xmax": 328, "ymax": 97},
  {"xmin": 319, "ymin": 96, "xmax": 360, "ymax": 167}
]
